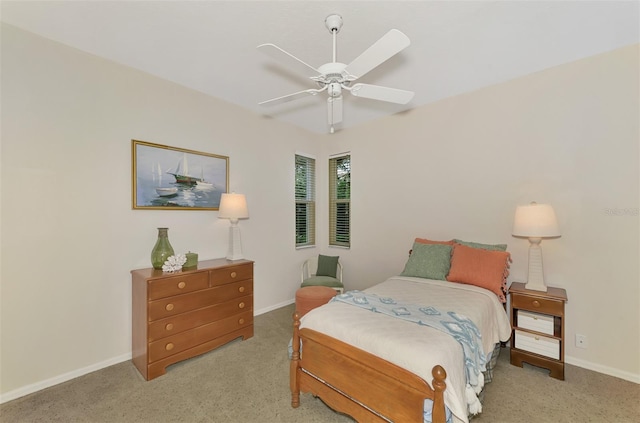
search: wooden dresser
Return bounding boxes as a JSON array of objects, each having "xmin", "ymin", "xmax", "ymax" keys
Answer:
[{"xmin": 131, "ymin": 258, "xmax": 254, "ymax": 380}]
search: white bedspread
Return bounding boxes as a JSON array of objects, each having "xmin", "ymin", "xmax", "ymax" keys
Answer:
[{"xmin": 299, "ymin": 276, "xmax": 512, "ymax": 423}]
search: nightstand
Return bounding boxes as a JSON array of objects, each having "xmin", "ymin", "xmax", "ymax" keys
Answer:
[{"xmin": 509, "ymin": 282, "xmax": 567, "ymax": 380}]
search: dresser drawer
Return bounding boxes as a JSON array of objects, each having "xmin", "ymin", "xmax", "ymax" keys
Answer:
[
  {"xmin": 512, "ymin": 294, "xmax": 563, "ymax": 316},
  {"xmin": 210, "ymin": 263, "xmax": 253, "ymax": 286},
  {"xmin": 148, "ymin": 280, "xmax": 253, "ymax": 321},
  {"xmin": 147, "ymin": 272, "xmax": 209, "ymax": 300},
  {"xmin": 147, "ymin": 295, "xmax": 253, "ymax": 342},
  {"xmin": 148, "ymin": 310, "xmax": 253, "ymax": 362},
  {"xmin": 514, "ymin": 330, "xmax": 560, "ymax": 360},
  {"xmin": 518, "ymin": 310, "xmax": 554, "ymax": 335}
]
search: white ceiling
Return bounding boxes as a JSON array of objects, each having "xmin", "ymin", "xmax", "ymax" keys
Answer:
[{"xmin": 2, "ymin": 0, "xmax": 639, "ymax": 134}]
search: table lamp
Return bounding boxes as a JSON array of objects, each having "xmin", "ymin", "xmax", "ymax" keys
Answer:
[
  {"xmin": 218, "ymin": 193, "xmax": 249, "ymax": 260},
  {"xmin": 512, "ymin": 202, "xmax": 560, "ymax": 292}
]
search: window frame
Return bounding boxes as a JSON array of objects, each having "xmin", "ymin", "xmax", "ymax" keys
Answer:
[
  {"xmin": 329, "ymin": 153, "xmax": 351, "ymax": 248},
  {"xmin": 295, "ymin": 153, "xmax": 316, "ymax": 248}
]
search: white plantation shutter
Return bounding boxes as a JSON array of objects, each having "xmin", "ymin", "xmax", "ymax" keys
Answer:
[
  {"xmin": 295, "ymin": 154, "xmax": 316, "ymax": 247},
  {"xmin": 329, "ymin": 154, "xmax": 351, "ymax": 247}
]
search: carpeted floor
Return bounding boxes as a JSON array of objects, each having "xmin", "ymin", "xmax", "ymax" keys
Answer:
[{"xmin": 1, "ymin": 303, "xmax": 638, "ymax": 422}]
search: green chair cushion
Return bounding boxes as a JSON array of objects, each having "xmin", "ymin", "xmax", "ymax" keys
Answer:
[{"xmin": 301, "ymin": 276, "xmax": 344, "ymax": 288}]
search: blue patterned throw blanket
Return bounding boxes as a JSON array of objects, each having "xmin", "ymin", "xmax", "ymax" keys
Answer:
[{"xmin": 331, "ymin": 291, "xmax": 487, "ymax": 393}]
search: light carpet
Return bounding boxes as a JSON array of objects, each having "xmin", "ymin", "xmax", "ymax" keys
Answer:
[{"xmin": 2, "ymin": 304, "xmax": 638, "ymax": 422}]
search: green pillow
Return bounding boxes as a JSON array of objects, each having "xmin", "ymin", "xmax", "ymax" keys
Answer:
[
  {"xmin": 454, "ymin": 239, "xmax": 507, "ymax": 251},
  {"xmin": 316, "ymin": 255, "xmax": 339, "ymax": 278},
  {"xmin": 400, "ymin": 243, "xmax": 452, "ymax": 280}
]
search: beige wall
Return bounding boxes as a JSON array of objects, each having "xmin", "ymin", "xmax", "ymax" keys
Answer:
[
  {"xmin": 1, "ymin": 23, "xmax": 638, "ymax": 401},
  {"xmin": 0, "ymin": 24, "xmax": 321, "ymax": 399},
  {"xmin": 323, "ymin": 44, "xmax": 639, "ymax": 382}
]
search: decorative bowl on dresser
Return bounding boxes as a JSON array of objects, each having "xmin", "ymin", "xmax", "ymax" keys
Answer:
[
  {"xmin": 131, "ymin": 258, "xmax": 254, "ymax": 380},
  {"xmin": 509, "ymin": 282, "xmax": 567, "ymax": 380}
]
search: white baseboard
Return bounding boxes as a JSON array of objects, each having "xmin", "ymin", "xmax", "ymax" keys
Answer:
[
  {"xmin": 1, "ymin": 299, "xmax": 296, "ymax": 405},
  {"xmin": 0, "ymin": 352, "xmax": 132, "ymax": 405},
  {"xmin": 565, "ymin": 355, "xmax": 640, "ymax": 384},
  {"xmin": 255, "ymin": 298, "xmax": 295, "ymax": 316}
]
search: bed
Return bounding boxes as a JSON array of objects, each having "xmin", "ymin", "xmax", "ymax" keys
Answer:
[{"xmin": 290, "ymin": 240, "xmax": 513, "ymax": 423}]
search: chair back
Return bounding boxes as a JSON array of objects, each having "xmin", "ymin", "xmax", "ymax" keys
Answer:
[{"xmin": 301, "ymin": 256, "xmax": 343, "ymax": 283}]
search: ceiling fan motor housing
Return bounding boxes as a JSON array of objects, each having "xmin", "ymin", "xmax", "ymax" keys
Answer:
[{"xmin": 316, "ymin": 62, "xmax": 350, "ymax": 86}]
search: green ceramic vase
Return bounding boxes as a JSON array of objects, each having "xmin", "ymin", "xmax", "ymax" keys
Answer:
[{"xmin": 151, "ymin": 227, "xmax": 175, "ymax": 269}]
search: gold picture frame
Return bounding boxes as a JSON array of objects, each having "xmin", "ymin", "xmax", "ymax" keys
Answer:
[{"xmin": 132, "ymin": 140, "xmax": 229, "ymax": 210}]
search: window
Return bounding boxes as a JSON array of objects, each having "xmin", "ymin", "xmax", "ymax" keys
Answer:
[
  {"xmin": 329, "ymin": 154, "xmax": 351, "ymax": 247},
  {"xmin": 295, "ymin": 154, "xmax": 316, "ymax": 247}
]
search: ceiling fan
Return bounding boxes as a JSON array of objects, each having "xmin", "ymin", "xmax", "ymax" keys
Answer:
[{"xmin": 257, "ymin": 14, "xmax": 414, "ymax": 133}]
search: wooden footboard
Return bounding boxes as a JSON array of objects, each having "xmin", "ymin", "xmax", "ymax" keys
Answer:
[{"xmin": 290, "ymin": 312, "xmax": 447, "ymax": 423}]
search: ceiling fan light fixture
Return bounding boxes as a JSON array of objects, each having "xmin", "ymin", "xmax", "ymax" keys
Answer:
[{"xmin": 328, "ymin": 82, "xmax": 342, "ymax": 97}]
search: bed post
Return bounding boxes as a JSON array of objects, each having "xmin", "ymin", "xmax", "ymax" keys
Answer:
[
  {"xmin": 290, "ymin": 312, "xmax": 301, "ymax": 408},
  {"xmin": 431, "ymin": 365, "xmax": 447, "ymax": 423}
]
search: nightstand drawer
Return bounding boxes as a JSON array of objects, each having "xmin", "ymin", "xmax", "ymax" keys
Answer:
[
  {"xmin": 512, "ymin": 294, "xmax": 563, "ymax": 316},
  {"xmin": 515, "ymin": 330, "xmax": 559, "ymax": 360},
  {"xmin": 518, "ymin": 310, "xmax": 554, "ymax": 335}
]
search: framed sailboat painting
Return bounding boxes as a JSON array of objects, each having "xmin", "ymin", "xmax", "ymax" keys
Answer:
[{"xmin": 132, "ymin": 140, "xmax": 229, "ymax": 210}]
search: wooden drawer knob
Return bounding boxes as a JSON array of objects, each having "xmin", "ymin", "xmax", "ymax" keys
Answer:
[
  {"xmin": 532, "ymin": 300, "xmax": 540, "ymax": 308},
  {"xmin": 231, "ymin": 271, "xmax": 237, "ymax": 278},
  {"xmin": 165, "ymin": 343, "xmax": 174, "ymax": 351},
  {"xmin": 238, "ymin": 302, "xmax": 245, "ymax": 309},
  {"xmin": 165, "ymin": 303, "xmax": 174, "ymax": 311},
  {"xmin": 239, "ymin": 286, "xmax": 245, "ymax": 293},
  {"xmin": 238, "ymin": 318, "xmax": 245, "ymax": 325},
  {"xmin": 177, "ymin": 281, "xmax": 186, "ymax": 289},
  {"xmin": 165, "ymin": 323, "xmax": 174, "ymax": 331}
]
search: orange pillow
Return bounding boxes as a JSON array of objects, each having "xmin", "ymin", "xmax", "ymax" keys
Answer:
[
  {"xmin": 446, "ymin": 244, "xmax": 511, "ymax": 302},
  {"xmin": 414, "ymin": 237, "xmax": 455, "ymax": 245}
]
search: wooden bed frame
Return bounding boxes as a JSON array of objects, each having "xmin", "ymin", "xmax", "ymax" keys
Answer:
[{"xmin": 290, "ymin": 312, "xmax": 447, "ymax": 423}]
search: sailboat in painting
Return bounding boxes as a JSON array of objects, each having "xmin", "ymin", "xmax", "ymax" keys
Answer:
[
  {"xmin": 195, "ymin": 168, "xmax": 215, "ymax": 190},
  {"xmin": 153, "ymin": 163, "xmax": 178, "ymax": 197},
  {"xmin": 167, "ymin": 154, "xmax": 203, "ymax": 185}
]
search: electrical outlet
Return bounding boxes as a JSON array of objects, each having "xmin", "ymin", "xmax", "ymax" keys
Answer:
[{"xmin": 576, "ymin": 334, "xmax": 588, "ymax": 349}]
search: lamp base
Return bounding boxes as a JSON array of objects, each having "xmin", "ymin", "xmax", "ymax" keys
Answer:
[
  {"xmin": 525, "ymin": 238, "xmax": 547, "ymax": 292},
  {"xmin": 524, "ymin": 282, "xmax": 548, "ymax": 292},
  {"xmin": 226, "ymin": 221, "xmax": 244, "ymax": 261}
]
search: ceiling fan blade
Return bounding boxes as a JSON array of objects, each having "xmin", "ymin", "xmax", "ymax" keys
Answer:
[
  {"xmin": 257, "ymin": 43, "xmax": 320, "ymax": 77},
  {"xmin": 349, "ymin": 83, "xmax": 414, "ymax": 104},
  {"xmin": 259, "ymin": 88, "xmax": 323, "ymax": 106},
  {"xmin": 328, "ymin": 96, "xmax": 343, "ymax": 125},
  {"xmin": 344, "ymin": 29, "xmax": 410, "ymax": 80}
]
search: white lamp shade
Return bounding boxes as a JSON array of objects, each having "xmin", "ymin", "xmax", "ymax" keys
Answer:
[
  {"xmin": 218, "ymin": 193, "xmax": 249, "ymax": 219},
  {"xmin": 512, "ymin": 203, "xmax": 560, "ymax": 238}
]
